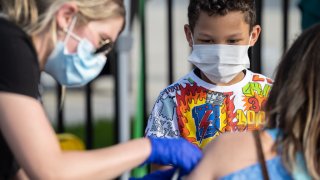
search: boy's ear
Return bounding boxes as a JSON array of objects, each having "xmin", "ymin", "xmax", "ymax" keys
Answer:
[
  {"xmin": 184, "ymin": 24, "xmax": 193, "ymax": 47},
  {"xmin": 250, "ymin": 25, "xmax": 261, "ymax": 46}
]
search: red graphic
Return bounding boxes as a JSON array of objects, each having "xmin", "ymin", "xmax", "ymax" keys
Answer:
[
  {"xmin": 252, "ymin": 75, "xmax": 265, "ymax": 82},
  {"xmin": 199, "ymin": 110, "xmax": 213, "ymax": 141},
  {"xmin": 176, "ymin": 82, "xmax": 206, "ymax": 142},
  {"xmin": 176, "ymin": 83, "xmax": 207, "ymax": 113},
  {"xmin": 243, "ymin": 92, "xmax": 266, "ymax": 112},
  {"xmin": 266, "ymin": 78, "xmax": 273, "ymax": 84},
  {"xmin": 261, "ymin": 99, "xmax": 267, "ymax": 111},
  {"xmin": 248, "ymin": 97, "xmax": 260, "ymax": 113},
  {"xmin": 221, "ymin": 93, "xmax": 237, "ymax": 132}
]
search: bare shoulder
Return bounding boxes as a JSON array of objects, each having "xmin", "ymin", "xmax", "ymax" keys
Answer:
[
  {"xmin": 201, "ymin": 132, "xmax": 259, "ymax": 177},
  {"xmin": 187, "ymin": 131, "xmax": 276, "ymax": 180},
  {"xmin": 204, "ymin": 132, "xmax": 255, "ymax": 154},
  {"xmin": 187, "ymin": 132, "xmax": 256, "ymax": 179}
]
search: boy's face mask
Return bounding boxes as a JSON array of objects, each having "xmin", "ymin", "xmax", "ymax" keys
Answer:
[
  {"xmin": 45, "ymin": 16, "xmax": 107, "ymax": 87},
  {"xmin": 188, "ymin": 34, "xmax": 252, "ymax": 84}
]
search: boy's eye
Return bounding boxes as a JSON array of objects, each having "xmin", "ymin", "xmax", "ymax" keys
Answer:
[
  {"xmin": 227, "ymin": 39, "xmax": 241, "ymax": 44},
  {"xmin": 199, "ymin": 39, "xmax": 214, "ymax": 44}
]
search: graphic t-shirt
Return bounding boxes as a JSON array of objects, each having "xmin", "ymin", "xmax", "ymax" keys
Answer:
[{"xmin": 145, "ymin": 69, "xmax": 273, "ymax": 149}]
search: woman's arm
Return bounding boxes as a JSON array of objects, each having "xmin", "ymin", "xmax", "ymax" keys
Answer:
[{"xmin": 0, "ymin": 92, "xmax": 151, "ymax": 179}]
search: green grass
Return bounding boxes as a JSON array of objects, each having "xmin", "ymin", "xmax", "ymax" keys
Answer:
[{"xmin": 62, "ymin": 119, "xmax": 115, "ymax": 149}]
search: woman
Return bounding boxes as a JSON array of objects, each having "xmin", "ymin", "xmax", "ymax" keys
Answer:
[
  {"xmin": 186, "ymin": 23, "xmax": 320, "ymax": 179},
  {"xmin": 0, "ymin": 0, "xmax": 202, "ymax": 179}
]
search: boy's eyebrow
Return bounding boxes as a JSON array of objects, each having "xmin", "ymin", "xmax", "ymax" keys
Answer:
[
  {"xmin": 197, "ymin": 32, "xmax": 214, "ymax": 38},
  {"xmin": 197, "ymin": 32, "xmax": 244, "ymax": 38},
  {"xmin": 226, "ymin": 33, "xmax": 244, "ymax": 38}
]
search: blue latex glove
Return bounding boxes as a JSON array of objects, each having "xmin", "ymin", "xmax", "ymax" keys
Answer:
[
  {"xmin": 129, "ymin": 168, "xmax": 177, "ymax": 180},
  {"xmin": 144, "ymin": 137, "xmax": 202, "ymax": 174}
]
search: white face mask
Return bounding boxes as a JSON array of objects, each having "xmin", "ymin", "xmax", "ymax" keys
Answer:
[{"xmin": 188, "ymin": 34, "xmax": 252, "ymax": 84}]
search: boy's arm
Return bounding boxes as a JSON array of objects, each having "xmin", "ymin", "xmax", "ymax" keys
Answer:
[
  {"xmin": 145, "ymin": 91, "xmax": 180, "ymax": 139},
  {"xmin": 145, "ymin": 92, "xmax": 180, "ymax": 172}
]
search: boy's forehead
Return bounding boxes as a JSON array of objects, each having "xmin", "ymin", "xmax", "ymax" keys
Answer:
[{"xmin": 194, "ymin": 11, "xmax": 250, "ymax": 36}]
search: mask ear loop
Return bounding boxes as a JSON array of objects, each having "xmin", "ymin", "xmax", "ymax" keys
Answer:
[
  {"xmin": 248, "ymin": 33, "xmax": 253, "ymax": 47},
  {"xmin": 190, "ymin": 32, "xmax": 195, "ymax": 46},
  {"xmin": 63, "ymin": 16, "xmax": 81, "ymax": 44},
  {"xmin": 245, "ymin": 33, "xmax": 254, "ymax": 69},
  {"xmin": 59, "ymin": 16, "xmax": 79, "ymax": 110}
]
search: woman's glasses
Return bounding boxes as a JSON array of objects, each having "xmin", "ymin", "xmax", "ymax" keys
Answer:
[
  {"xmin": 63, "ymin": 25, "xmax": 114, "ymax": 56},
  {"xmin": 94, "ymin": 38, "xmax": 114, "ymax": 55}
]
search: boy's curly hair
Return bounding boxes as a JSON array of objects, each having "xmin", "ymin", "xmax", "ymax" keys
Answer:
[{"xmin": 188, "ymin": 0, "xmax": 256, "ymax": 32}]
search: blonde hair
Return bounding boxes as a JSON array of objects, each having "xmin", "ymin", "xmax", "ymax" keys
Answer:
[
  {"xmin": 0, "ymin": 0, "xmax": 125, "ymax": 108},
  {"xmin": 266, "ymin": 24, "xmax": 320, "ymax": 179},
  {"xmin": 0, "ymin": 0, "xmax": 125, "ymax": 37}
]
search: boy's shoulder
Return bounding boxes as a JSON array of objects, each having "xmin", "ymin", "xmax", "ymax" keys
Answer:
[
  {"xmin": 160, "ymin": 70, "xmax": 197, "ymax": 94},
  {"xmin": 246, "ymin": 70, "xmax": 273, "ymax": 85}
]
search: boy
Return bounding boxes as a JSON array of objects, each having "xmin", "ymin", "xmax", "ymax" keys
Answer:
[{"xmin": 146, "ymin": 0, "xmax": 272, "ymax": 150}]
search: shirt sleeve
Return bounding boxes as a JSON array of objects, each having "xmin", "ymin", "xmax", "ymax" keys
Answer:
[
  {"xmin": 145, "ymin": 90, "xmax": 180, "ymax": 138},
  {"xmin": 0, "ymin": 35, "xmax": 40, "ymax": 99}
]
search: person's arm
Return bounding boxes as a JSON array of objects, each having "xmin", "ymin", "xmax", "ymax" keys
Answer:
[
  {"xmin": 12, "ymin": 169, "xmax": 29, "ymax": 180},
  {"xmin": 186, "ymin": 132, "xmax": 276, "ymax": 180},
  {"xmin": 1, "ymin": 92, "xmax": 202, "ymax": 179},
  {"xmin": 0, "ymin": 92, "xmax": 151, "ymax": 179},
  {"xmin": 145, "ymin": 91, "xmax": 181, "ymax": 172}
]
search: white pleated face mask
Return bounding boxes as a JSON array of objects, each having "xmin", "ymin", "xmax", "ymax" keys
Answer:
[{"xmin": 188, "ymin": 34, "xmax": 252, "ymax": 84}]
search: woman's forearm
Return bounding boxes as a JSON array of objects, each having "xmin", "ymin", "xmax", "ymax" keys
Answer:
[{"xmin": 27, "ymin": 138, "xmax": 151, "ymax": 179}]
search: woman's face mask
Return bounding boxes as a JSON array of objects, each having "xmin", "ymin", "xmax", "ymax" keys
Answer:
[
  {"xmin": 44, "ymin": 16, "xmax": 108, "ymax": 87},
  {"xmin": 188, "ymin": 34, "xmax": 252, "ymax": 84}
]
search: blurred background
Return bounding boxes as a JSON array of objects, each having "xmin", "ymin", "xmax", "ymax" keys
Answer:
[{"xmin": 40, "ymin": 0, "xmax": 307, "ymax": 150}]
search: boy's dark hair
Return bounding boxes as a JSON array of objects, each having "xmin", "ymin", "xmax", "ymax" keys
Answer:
[{"xmin": 188, "ymin": 0, "xmax": 256, "ymax": 32}]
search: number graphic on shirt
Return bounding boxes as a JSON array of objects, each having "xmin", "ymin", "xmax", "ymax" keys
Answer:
[{"xmin": 248, "ymin": 97, "xmax": 260, "ymax": 113}]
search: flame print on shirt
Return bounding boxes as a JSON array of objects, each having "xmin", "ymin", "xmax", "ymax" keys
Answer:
[
  {"xmin": 175, "ymin": 75, "xmax": 272, "ymax": 149},
  {"xmin": 176, "ymin": 79, "xmax": 229, "ymax": 148},
  {"xmin": 220, "ymin": 92, "xmax": 238, "ymax": 132},
  {"xmin": 176, "ymin": 80, "xmax": 207, "ymax": 144}
]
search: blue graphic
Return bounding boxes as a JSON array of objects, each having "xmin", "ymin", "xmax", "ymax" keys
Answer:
[
  {"xmin": 192, "ymin": 103, "xmax": 220, "ymax": 143},
  {"xmin": 159, "ymin": 96, "xmax": 176, "ymax": 120}
]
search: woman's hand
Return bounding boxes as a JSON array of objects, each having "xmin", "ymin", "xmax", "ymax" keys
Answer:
[{"xmin": 145, "ymin": 137, "xmax": 202, "ymax": 174}]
